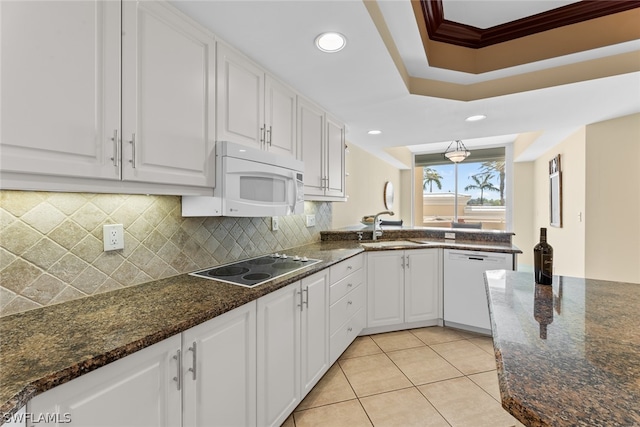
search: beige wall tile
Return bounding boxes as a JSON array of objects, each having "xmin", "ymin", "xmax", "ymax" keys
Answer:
[{"xmin": 0, "ymin": 190, "xmax": 330, "ymax": 316}]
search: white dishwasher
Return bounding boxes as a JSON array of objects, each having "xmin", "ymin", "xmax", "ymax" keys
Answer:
[{"xmin": 443, "ymin": 249, "xmax": 514, "ymax": 334}]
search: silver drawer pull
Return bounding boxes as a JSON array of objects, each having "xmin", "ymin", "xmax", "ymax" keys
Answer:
[
  {"xmin": 188, "ymin": 342, "xmax": 197, "ymax": 381},
  {"xmin": 347, "ymin": 327, "xmax": 353, "ymax": 332},
  {"xmin": 173, "ymin": 349, "xmax": 182, "ymax": 391},
  {"xmin": 347, "ymin": 283, "xmax": 353, "ymax": 288},
  {"xmin": 347, "ymin": 265, "xmax": 353, "ymax": 270},
  {"xmin": 347, "ymin": 300, "xmax": 353, "ymax": 305}
]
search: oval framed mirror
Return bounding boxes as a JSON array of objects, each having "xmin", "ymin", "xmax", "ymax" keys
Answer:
[{"xmin": 383, "ymin": 181, "xmax": 394, "ymax": 210}]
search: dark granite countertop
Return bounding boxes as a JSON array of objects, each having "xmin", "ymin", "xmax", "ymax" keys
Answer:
[
  {"xmin": 484, "ymin": 270, "xmax": 640, "ymax": 427},
  {"xmin": 0, "ymin": 241, "xmax": 362, "ymax": 423},
  {"xmin": 0, "ymin": 237, "xmax": 521, "ymax": 421}
]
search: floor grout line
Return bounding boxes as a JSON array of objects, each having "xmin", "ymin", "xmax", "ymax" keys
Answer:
[{"xmin": 288, "ymin": 327, "xmax": 519, "ymax": 427}]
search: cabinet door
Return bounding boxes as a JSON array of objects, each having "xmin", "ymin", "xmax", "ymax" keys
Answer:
[
  {"xmin": 29, "ymin": 335, "xmax": 181, "ymax": 427},
  {"xmin": 257, "ymin": 282, "xmax": 301, "ymax": 427},
  {"xmin": 298, "ymin": 97, "xmax": 325, "ymax": 197},
  {"xmin": 182, "ymin": 302, "xmax": 257, "ymax": 427},
  {"xmin": 405, "ymin": 249, "xmax": 441, "ymax": 323},
  {"xmin": 325, "ymin": 115, "xmax": 346, "ymax": 198},
  {"xmin": 0, "ymin": 0, "xmax": 120, "ymax": 180},
  {"xmin": 216, "ymin": 42, "xmax": 264, "ymax": 150},
  {"xmin": 121, "ymin": 1, "xmax": 215, "ymax": 187},
  {"xmin": 265, "ymin": 76, "xmax": 297, "ymax": 158},
  {"xmin": 367, "ymin": 251, "xmax": 405, "ymax": 328},
  {"xmin": 300, "ymin": 270, "xmax": 330, "ymax": 397}
]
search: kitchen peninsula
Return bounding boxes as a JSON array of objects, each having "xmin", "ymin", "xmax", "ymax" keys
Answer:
[{"xmin": 484, "ymin": 270, "xmax": 640, "ymax": 426}]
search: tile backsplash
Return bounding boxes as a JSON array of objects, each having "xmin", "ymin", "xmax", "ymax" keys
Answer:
[{"xmin": 0, "ymin": 191, "xmax": 331, "ymax": 317}]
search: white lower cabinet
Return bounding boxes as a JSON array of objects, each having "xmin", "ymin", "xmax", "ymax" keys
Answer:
[
  {"xmin": 366, "ymin": 249, "xmax": 441, "ymax": 332},
  {"xmin": 29, "ymin": 301, "xmax": 256, "ymax": 427},
  {"xmin": 328, "ymin": 254, "xmax": 365, "ymax": 364},
  {"xmin": 182, "ymin": 301, "xmax": 257, "ymax": 427},
  {"xmin": 29, "ymin": 335, "xmax": 182, "ymax": 427},
  {"xmin": 256, "ymin": 270, "xmax": 329, "ymax": 427}
]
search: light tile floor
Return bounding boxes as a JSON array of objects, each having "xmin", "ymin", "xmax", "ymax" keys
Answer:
[{"xmin": 282, "ymin": 326, "xmax": 525, "ymax": 427}]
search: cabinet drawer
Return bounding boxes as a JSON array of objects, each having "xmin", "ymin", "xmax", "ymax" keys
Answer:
[
  {"xmin": 330, "ymin": 308, "xmax": 366, "ymax": 364},
  {"xmin": 330, "ymin": 268, "xmax": 364, "ymax": 305},
  {"xmin": 330, "ymin": 283, "xmax": 365, "ymax": 335},
  {"xmin": 330, "ymin": 254, "xmax": 363, "ymax": 284}
]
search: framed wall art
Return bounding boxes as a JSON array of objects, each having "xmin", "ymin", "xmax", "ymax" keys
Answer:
[{"xmin": 549, "ymin": 154, "xmax": 562, "ymax": 228}]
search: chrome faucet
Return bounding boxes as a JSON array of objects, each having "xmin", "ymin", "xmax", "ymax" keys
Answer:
[{"xmin": 372, "ymin": 211, "xmax": 394, "ymax": 240}]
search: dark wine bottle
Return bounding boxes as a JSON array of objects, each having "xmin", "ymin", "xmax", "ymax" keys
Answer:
[{"xmin": 534, "ymin": 228, "xmax": 553, "ymax": 285}]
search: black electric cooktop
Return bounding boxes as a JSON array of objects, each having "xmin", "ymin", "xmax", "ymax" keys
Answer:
[{"xmin": 190, "ymin": 253, "xmax": 321, "ymax": 288}]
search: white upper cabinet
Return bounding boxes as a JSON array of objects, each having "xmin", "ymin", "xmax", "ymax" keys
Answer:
[
  {"xmin": 216, "ymin": 42, "xmax": 265, "ymax": 150},
  {"xmin": 298, "ymin": 97, "xmax": 325, "ymax": 197},
  {"xmin": 265, "ymin": 76, "xmax": 298, "ymax": 158},
  {"xmin": 217, "ymin": 42, "xmax": 297, "ymax": 158},
  {"xmin": 1, "ymin": 1, "xmax": 215, "ymax": 194},
  {"xmin": 298, "ymin": 97, "xmax": 346, "ymax": 201},
  {"xmin": 0, "ymin": 0, "xmax": 121, "ymax": 180},
  {"xmin": 325, "ymin": 114, "xmax": 346, "ymax": 198},
  {"xmin": 121, "ymin": 1, "xmax": 215, "ymax": 187}
]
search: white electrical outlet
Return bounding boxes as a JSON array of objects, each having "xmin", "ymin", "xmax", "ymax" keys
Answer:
[
  {"xmin": 103, "ymin": 224, "xmax": 124, "ymax": 251},
  {"xmin": 271, "ymin": 216, "xmax": 279, "ymax": 231},
  {"xmin": 305, "ymin": 214, "xmax": 316, "ymax": 227},
  {"xmin": 444, "ymin": 232, "xmax": 456, "ymax": 240}
]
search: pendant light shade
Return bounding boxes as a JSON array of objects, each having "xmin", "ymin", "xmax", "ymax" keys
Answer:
[{"xmin": 444, "ymin": 140, "xmax": 471, "ymax": 163}]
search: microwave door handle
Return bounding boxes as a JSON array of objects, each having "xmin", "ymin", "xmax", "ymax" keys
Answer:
[{"xmin": 291, "ymin": 171, "xmax": 298, "ymax": 213}]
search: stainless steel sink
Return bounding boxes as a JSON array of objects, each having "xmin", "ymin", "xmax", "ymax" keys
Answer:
[{"xmin": 360, "ymin": 240, "xmax": 423, "ymax": 248}]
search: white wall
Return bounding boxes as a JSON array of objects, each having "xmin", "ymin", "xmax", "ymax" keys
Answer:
[
  {"xmin": 514, "ymin": 112, "xmax": 640, "ymax": 283},
  {"xmin": 585, "ymin": 113, "xmax": 640, "ymax": 283},
  {"xmin": 532, "ymin": 128, "xmax": 587, "ymax": 277},
  {"xmin": 332, "ymin": 142, "xmax": 402, "ymax": 229},
  {"xmin": 512, "ymin": 161, "xmax": 535, "ymax": 270}
]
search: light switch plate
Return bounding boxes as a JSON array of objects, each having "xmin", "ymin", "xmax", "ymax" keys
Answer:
[
  {"xmin": 103, "ymin": 224, "xmax": 124, "ymax": 251},
  {"xmin": 271, "ymin": 216, "xmax": 279, "ymax": 231}
]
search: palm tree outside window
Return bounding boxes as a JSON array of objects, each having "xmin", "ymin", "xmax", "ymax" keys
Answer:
[{"xmin": 415, "ymin": 147, "xmax": 507, "ymax": 230}]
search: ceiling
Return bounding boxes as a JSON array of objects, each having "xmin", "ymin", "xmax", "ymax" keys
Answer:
[{"xmin": 170, "ymin": 0, "xmax": 640, "ymax": 168}]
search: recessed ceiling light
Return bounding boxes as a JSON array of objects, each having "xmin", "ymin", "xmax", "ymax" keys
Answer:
[
  {"xmin": 465, "ymin": 114, "xmax": 487, "ymax": 122},
  {"xmin": 315, "ymin": 32, "xmax": 346, "ymax": 53},
  {"xmin": 367, "ymin": 130, "xmax": 382, "ymax": 135}
]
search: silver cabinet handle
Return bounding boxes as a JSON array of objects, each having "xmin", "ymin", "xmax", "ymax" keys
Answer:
[
  {"xmin": 347, "ymin": 300, "xmax": 353, "ymax": 305},
  {"xmin": 347, "ymin": 283, "xmax": 353, "ymax": 288},
  {"xmin": 267, "ymin": 125, "xmax": 272, "ymax": 146},
  {"xmin": 129, "ymin": 133, "xmax": 136, "ymax": 168},
  {"xmin": 173, "ymin": 349, "xmax": 182, "ymax": 390},
  {"xmin": 406, "ymin": 256, "xmax": 410, "ymax": 268},
  {"xmin": 260, "ymin": 126, "xmax": 266, "ymax": 149},
  {"xmin": 297, "ymin": 289, "xmax": 303, "ymax": 310},
  {"xmin": 110, "ymin": 129, "xmax": 119, "ymax": 167},
  {"xmin": 303, "ymin": 287, "xmax": 309, "ymax": 309},
  {"xmin": 188, "ymin": 342, "xmax": 197, "ymax": 381}
]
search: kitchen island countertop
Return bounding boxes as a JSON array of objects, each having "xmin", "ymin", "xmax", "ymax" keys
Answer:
[{"xmin": 484, "ymin": 270, "xmax": 640, "ymax": 427}]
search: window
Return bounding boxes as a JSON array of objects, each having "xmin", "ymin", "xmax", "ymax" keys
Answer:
[{"xmin": 415, "ymin": 146, "xmax": 511, "ymax": 231}]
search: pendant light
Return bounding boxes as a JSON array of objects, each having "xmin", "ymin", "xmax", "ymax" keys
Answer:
[{"xmin": 443, "ymin": 140, "xmax": 470, "ymax": 163}]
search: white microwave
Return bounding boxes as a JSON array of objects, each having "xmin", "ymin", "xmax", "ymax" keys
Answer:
[{"xmin": 182, "ymin": 141, "xmax": 304, "ymax": 217}]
